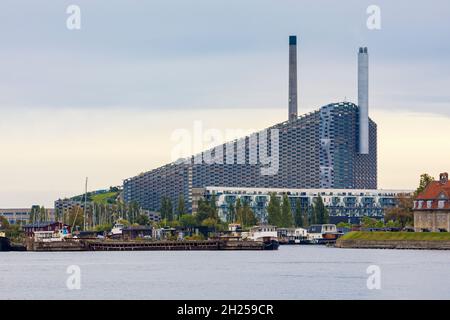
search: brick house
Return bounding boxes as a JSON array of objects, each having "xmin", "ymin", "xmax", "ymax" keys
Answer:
[{"xmin": 414, "ymin": 173, "xmax": 450, "ymax": 232}]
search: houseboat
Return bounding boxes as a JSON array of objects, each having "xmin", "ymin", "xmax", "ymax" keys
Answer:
[
  {"xmin": 244, "ymin": 225, "xmax": 279, "ymax": 250},
  {"xmin": 306, "ymin": 224, "xmax": 342, "ymax": 244},
  {"xmin": 110, "ymin": 222, "xmax": 125, "ymax": 237}
]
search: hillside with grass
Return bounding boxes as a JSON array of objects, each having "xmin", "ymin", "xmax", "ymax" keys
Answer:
[
  {"xmin": 70, "ymin": 187, "xmax": 120, "ymax": 204},
  {"xmin": 341, "ymin": 231, "xmax": 450, "ymax": 241}
]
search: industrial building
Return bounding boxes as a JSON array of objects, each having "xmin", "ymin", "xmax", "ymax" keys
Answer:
[{"xmin": 123, "ymin": 36, "xmax": 378, "ymax": 219}]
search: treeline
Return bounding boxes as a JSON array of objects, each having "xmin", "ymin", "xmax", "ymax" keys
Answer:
[
  {"xmin": 159, "ymin": 194, "xmax": 258, "ymax": 230},
  {"xmin": 267, "ymin": 193, "xmax": 329, "ymax": 228},
  {"xmin": 159, "ymin": 195, "xmax": 229, "ymax": 230},
  {"xmin": 159, "ymin": 193, "xmax": 329, "ymax": 230},
  {"xmin": 61, "ymin": 201, "xmax": 143, "ymax": 231}
]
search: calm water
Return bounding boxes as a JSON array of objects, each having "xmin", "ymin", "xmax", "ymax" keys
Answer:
[{"xmin": 1, "ymin": 246, "xmax": 450, "ymax": 300}]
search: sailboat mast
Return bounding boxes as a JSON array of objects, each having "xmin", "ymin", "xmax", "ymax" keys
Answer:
[{"xmin": 83, "ymin": 177, "xmax": 88, "ymax": 231}]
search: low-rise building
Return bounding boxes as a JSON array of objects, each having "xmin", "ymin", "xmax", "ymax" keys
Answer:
[
  {"xmin": 54, "ymin": 199, "xmax": 92, "ymax": 221},
  {"xmin": 414, "ymin": 172, "xmax": 450, "ymax": 232},
  {"xmin": 22, "ymin": 221, "xmax": 71, "ymax": 237},
  {"xmin": 0, "ymin": 208, "xmax": 55, "ymax": 225},
  {"xmin": 198, "ymin": 187, "xmax": 412, "ymax": 224},
  {"xmin": 122, "ymin": 226, "xmax": 153, "ymax": 240}
]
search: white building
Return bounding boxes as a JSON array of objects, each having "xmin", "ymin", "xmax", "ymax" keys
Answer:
[{"xmin": 201, "ymin": 187, "xmax": 412, "ymax": 224}]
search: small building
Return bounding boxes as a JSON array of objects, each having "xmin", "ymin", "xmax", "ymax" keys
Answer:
[
  {"xmin": 122, "ymin": 226, "xmax": 153, "ymax": 240},
  {"xmin": 22, "ymin": 221, "xmax": 71, "ymax": 237},
  {"xmin": 414, "ymin": 172, "xmax": 450, "ymax": 232}
]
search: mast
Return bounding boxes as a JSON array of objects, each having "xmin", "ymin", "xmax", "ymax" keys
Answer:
[{"xmin": 83, "ymin": 177, "xmax": 88, "ymax": 231}]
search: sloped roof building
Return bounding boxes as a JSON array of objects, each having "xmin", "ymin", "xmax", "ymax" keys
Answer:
[{"xmin": 414, "ymin": 172, "xmax": 450, "ymax": 232}]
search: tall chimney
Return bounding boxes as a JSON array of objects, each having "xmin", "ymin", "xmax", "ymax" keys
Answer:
[
  {"xmin": 288, "ymin": 35, "xmax": 298, "ymax": 121},
  {"xmin": 358, "ymin": 47, "xmax": 369, "ymax": 154}
]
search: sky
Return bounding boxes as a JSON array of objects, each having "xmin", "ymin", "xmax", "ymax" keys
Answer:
[{"xmin": 0, "ymin": 0, "xmax": 449, "ymax": 207}]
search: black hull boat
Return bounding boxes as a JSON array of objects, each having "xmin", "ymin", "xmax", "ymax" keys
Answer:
[
  {"xmin": 0, "ymin": 237, "xmax": 11, "ymax": 251},
  {"xmin": 263, "ymin": 239, "xmax": 280, "ymax": 250}
]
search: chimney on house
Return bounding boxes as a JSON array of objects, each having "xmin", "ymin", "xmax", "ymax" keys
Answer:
[{"xmin": 439, "ymin": 172, "xmax": 449, "ymax": 184}]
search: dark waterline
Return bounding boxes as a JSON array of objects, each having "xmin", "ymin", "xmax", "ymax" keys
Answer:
[{"xmin": 1, "ymin": 246, "xmax": 449, "ymax": 300}]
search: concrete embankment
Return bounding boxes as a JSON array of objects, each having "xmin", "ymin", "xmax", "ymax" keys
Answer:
[
  {"xmin": 336, "ymin": 239, "xmax": 450, "ymax": 250},
  {"xmin": 336, "ymin": 232, "xmax": 450, "ymax": 250},
  {"xmin": 25, "ymin": 239, "xmax": 268, "ymax": 251}
]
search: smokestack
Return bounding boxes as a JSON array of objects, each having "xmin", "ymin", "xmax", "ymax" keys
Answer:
[
  {"xmin": 288, "ymin": 35, "xmax": 298, "ymax": 121},
  {"xmin": 358, "ymin": 47, "xmax": 369, "ymax": 154}
]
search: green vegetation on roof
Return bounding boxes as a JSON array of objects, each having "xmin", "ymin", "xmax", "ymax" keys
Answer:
[
  {"xmin": 340, "ymin": 231, "xmax": 450, "ymax": 241},
  {"xmin": 70, "ymin": 189, "xmax": 120, "ymax": 204},
  {"xmin": 90, "ymin": 192, "xmax": 119, "ymax": 204}
]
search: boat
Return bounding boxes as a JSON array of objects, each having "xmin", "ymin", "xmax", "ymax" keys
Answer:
[
  {"xmin": 305, "ymin": 224, "xmax": 342, "ymax": 244},
  {"xmin": 110, "ymin": 222, "xmax": 125, "ymax": 237},
  {"xmin": 245, "ymin": 225, "xmax": 279, "ymax": 250},
  {"xmin": 33, "ymin": 226, "xmax": 71, "ymax": 242}
]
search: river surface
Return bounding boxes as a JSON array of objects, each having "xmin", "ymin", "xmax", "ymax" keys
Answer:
[{"xmin": 1, "ymin": 246, "xmax": 449, "ymax": 299}]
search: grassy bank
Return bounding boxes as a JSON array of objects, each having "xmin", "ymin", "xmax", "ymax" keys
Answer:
[{"xmin": 341, "ymin": 231, "xmax": 450, "ymax": 241}]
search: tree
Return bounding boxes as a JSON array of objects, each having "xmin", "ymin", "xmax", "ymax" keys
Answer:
[
  {"xmin": 384, "ymin": 194, "xmax": 414, "ymax": 228},
  {"xmin": 179, "ymin": 214, "xmax": 197, "ymax": 228},
  {"xmin": 361, "ymin": 216, "xmax": 378, "ymax": 228},
  {"xmin": 281, "ymin": 195, "xmax": 294, "ymax": 227},
  {"xmin": 177, "ymin": 195, "xmax": 186, "ymax": 219},
  {"xmin": 313, "ymin": 196, "xmax": 329, "ymax": 224},
  {"xmin": 414, "ymin": 173, "xmax": 435, "ymax": 198},
  {"xmin": 308, "ymin": 204, "xmax": 316, "ymax": 225},
  {"xmin": 136, "ymin": 214, "xmax": 150, "ymax": 226},
  {"xmin": 195, "ymin": 199, "xmax": 211, "ymax": 224},
  {"xmin": 227, "ymin": 201, "xmax": 235, "ymax": 223},
  {"xmin": 30, "ymin": 205, "xmax": 40, "ymax": 223},
  {"xmin": 267, "ymin": 193, "xmax": 281, "ymax": 226},
  {"xmin": 201, "ymin": 217, "xmax": 218, "ymax": 229},
  {"xmin": 235, "ymin": 198, "xmax": 242, "ymax": 223},
  {"xmin": 0, "ymin": 216, "xmax": 10, "ymax": 230},
  {"xmin": 117, "ymin": 219, "xmax": 130, "ymax": 226},
  {"xmin": 167, "ymin": 198, "xmax": 173, "ymax": 221},
  {"xmin": 160, "ymin": 197, "xmax": 174, "ymax": 221},
  {"xmin": 39, "ymin": 206, "xmax": 47, "ymax": 222},
  {"xmin": 337, "ymin": 221, "xmax": 351, "ymax": 229},
  {"xmin": 238, "ymin": 201, "xmax": 258, "ymax": 228},
  {"xmin": 68, "ymin": 206, "xmax": 84, "ymax": 231},
  {"xmin": 294, "ymin": 199, "xmax": 304, "ymax": 228}
]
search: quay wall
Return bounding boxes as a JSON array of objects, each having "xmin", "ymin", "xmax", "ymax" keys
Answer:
[
  {"xmin": 336, "ymin": 239, "xmax": 450, "ymax": 250},
  {"xmin": 24, "ymin": 239, "xmax": 266, "ymax": 251}
]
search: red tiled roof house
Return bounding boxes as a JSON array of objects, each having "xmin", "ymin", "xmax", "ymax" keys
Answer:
[{"xmin": 414, "ymin": 173, "xmax": 450, "ymax": 232}]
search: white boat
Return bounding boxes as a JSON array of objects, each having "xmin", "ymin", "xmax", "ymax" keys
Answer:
[
  {"xmin": 34, "ymin": 226, "xmax": 71, "ymax": 242},
  {"xmin": 111, "ymin": 222, "xmax": 124, "ymax": 236},
  {"xmin": 306, "ymin": 224, "xmax": 339, "ymax": 244},
  {"xmin": 244, "ymin": 225, "xmax": 279, "ymax": 250}
]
